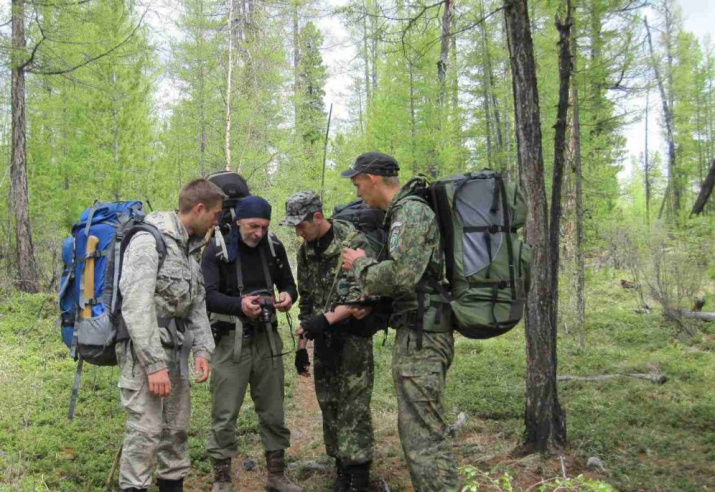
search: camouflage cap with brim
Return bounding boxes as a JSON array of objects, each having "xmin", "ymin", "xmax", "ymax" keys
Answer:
[{"xmin": 280, "ymin": 190, "xmax": 323, "ymax": 226}]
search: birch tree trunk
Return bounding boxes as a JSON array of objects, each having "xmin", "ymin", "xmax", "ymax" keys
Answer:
[
  {"xmin": 644, "ymin": 89, "xmax": 651, "ymax": 225},
  {"xmin": 504, "ymin": 0, "xmax": 566, "ymax": 453},
  {"xmin": 438, "ymin": 0, "xmax": 452, "ymax": 108}
]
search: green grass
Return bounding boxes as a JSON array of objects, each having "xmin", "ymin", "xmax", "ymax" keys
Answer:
[{"xmin": 0, "ymin": 270, "xmax": 713, "ymax": 491}]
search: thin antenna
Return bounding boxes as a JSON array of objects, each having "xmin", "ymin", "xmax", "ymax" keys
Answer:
[{"xmin": 320, "ymin": 103, "xmax": 334, "ymax": 203}]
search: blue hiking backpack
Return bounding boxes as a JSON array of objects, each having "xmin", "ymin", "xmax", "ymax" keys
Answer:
[{"xmin": 59, "ymin": 201, "xmax": 166, "ymax": 419}]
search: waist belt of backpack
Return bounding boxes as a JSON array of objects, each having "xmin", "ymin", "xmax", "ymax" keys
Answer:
[
  {"xmin": 157, "ymin": 317, "xmax": 192, "ymax": 379},
  {"xmin": 211, "ymin": 312, "xmax": 249, "ymax": 363}
]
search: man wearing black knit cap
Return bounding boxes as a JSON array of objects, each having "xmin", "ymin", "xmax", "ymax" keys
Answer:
[{"xmin": 202, "ymin": 195, "xmax": 302, "ymax": 492}]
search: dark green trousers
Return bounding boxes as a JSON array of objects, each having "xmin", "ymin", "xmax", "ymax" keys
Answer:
[
  {"xmin": 392, "ymin": 325, "xmax": 458, "ymax": 491},
  {"xmin": 314, "ymin": 333, "xmax": 374, "ymax": 465},
  {"xmin": 206, "ymin": 328, "xmax": 290, "ymax": 460}
]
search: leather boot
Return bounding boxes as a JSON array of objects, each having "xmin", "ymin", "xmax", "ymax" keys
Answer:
[
  {"xmin": 331, "ymin": 458, "xmax": 349, "ymax": 492},
  {"xmin": 265, "ymin": 449, "xmax": 303, "ymax": 492},
  {"xmin": 211, "ymin": 457, "xmax": 236, "ymax": 492},
  {"xmin": 157, "ymin": 478, "xmax": 183, "ymax": 492},
  {"xmin": 344, "ymin": 461, "xmax": 371, "ymax": 492}
]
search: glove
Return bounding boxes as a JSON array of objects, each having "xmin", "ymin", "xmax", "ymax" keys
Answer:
[
  {"xmin": 295, "ymin": 348, "xmax": 310, "ymax": 375},
  {"xmin": 302, "ymin": 314, "xmax": 330, "ymax": 340}
]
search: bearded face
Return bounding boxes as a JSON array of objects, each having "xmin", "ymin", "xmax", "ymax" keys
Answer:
[{"xmin": 237, "ymin": 218, "xmax": 270, "ymax": 248}]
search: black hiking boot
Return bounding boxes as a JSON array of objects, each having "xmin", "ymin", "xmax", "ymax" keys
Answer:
[
  {"xmin": 344, "ymin": 461, "xmax": 371, "ymax": 492},
  {"xmin": 332, "ymin": 458, "xmax": 349, "ymax": 492},
  {"xmin": 156, "ymin": 477, "xmax": 183, "ymax": 492}
]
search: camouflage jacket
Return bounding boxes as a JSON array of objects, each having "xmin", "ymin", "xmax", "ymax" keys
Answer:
[
  {"xmin": 353, "ymin": 178, "xmax": 444, "ymax": 314},
  {"xmin": 119, "ymin": 211, "xmax": 215, "ymax": 374},
  {"xmin": 297, "ymin": 220, "xmax": 371, "ymax": 322}
]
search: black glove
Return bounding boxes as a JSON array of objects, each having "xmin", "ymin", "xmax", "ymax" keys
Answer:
[
  {"xmin": 295, "ymin": 348, "xmax": 310, "ymax": 375},
  {"xmin": 301, "ymin": 314, "xmax": 330, "ymax": 340}
]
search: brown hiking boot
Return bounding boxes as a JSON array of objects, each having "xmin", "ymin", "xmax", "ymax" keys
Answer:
[
  {"xmin": 211, "ymin": 457, "xmax": 236, "ymax": 492},
  {"xmin": 265, "ymin": 450, "xmax": 302, "ymax": 492}
]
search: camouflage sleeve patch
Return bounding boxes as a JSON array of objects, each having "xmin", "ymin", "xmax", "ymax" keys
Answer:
[
  {"xmin": 389, "ymin": 221, "xmax": 404, "ymax": 254},
  {"xmin": 354, "ymin": 201, "xmax": 438, "ymax": 298}
]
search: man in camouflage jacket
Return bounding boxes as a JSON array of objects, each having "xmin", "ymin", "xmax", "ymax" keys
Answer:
[
  {"xmin": 341, "ymin": 152, "xmax": 458, "ymax": 491},
  {"xmin": 282, "ymin": 190, "xmax": 381, "ymax": 492},
  {"xmin": 116, "ymin": 179, "xmax": 223, "ymax": 492}
]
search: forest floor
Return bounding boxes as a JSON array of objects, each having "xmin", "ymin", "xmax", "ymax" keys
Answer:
[{"xmin": 0, "ymin": 268, "xmax": 713, "ymax": 491}]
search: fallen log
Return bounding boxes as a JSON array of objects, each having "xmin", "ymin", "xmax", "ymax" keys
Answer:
[
  {"xmin": 558, "ymin": 373, "xmax": 666, "ymax": 384},
  {"xmin": 678, "ymin": 311, "xmax": 715, "ymax": 322}
]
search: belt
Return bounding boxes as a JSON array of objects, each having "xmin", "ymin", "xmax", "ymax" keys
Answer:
[{"xmin": 157, "ymin": 317, "xmax": 193, "ymax": 379}]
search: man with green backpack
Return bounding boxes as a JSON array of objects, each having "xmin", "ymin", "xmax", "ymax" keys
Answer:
[
  {"xmin": 341, "ymin": 152, "xmax": 532, "ymax": 492},
  {"xmin": 340, "ymin": 152, "xmax": 459, "ymax": 491}
]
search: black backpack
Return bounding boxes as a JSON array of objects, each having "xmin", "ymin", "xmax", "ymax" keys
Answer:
[
  {"xmin": 331, "ymin": 200, "xmax": 391, "ymax": 337},
  {"xmin": 332, "ymin": 199, "xmax": 387, "ymax": 260}
]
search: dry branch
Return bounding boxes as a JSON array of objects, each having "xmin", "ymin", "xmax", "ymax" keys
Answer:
[{"xmin": 558, "ymin": 373, "xmax": 666, "ymax": 384}]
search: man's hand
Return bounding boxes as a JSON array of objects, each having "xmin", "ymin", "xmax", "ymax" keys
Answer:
[
  {"xmin": 295, "ymin": 348, "xmax": 310, "ymax": 377},
  {"xmin": 295, "ymin": 314, "xmax": 330, "ymax": 340},
  {"xmin": 351, "ymin": 305, "xmax": 373, "ymax": 320},
  {"xmin": 341, "ymin": 248, "xmax": 366, "ymax": 271},
  {"xmin": 241, "ymin": 295, "xmax": 261, "ymax": 318},
  {"xmin": 148, "ymin": 369, "xmax": 171, "ymax": 397},
  {"xmin": 274, "ymin": 292, "xmax": 293, "ymax": 312},
  {"xmin": 194, "ymin": 356, "xmax": 210, "ymax": 383}
]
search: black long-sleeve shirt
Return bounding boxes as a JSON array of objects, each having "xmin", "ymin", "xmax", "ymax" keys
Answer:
[{"xmin": 202, "ymin": 233, "xmax": 298, "ymax": 326}]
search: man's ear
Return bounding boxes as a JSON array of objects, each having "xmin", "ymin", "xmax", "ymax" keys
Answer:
[
  {"xmin": 193, "ymin": 202, "xmax": 206, "ymax": 215},
  {"xmin": 367, "ymin": 174, "xmax": 382, "ymax": 186},
  {"xmin": 314, "ymin": 211, "xmax": 325, "ymax": 221}
]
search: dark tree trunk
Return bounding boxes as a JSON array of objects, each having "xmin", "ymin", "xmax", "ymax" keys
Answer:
[
  {"xmin": 503, "ymin": 0, "xmax": 566, "ymax": 453},
  {"xmin": 548, "ymin": 0, "xmax": 573, "ymax": 339},
  {"xmin": 570, "ymin": 43, "xmax": 586, "ymax": 349},
  {"xmin": 691, "ymin": 159, "xmax": 715, "ymax": 216},
  {"xmin": 645, "ymin": 17, "xmax": 678, "ymax": 218},
  {"xmin": 11, "ymin": 0, "xmax": 39, "ymax": 293}
]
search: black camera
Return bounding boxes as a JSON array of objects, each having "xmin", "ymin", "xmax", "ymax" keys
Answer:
[{"xmin": 250, "ymin": 290, "xmax": 276, "ymax": 324}]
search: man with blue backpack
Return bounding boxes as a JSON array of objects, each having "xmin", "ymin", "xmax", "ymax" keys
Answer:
[{"xmin": 116, "ymin": 179, "xmax": 224, "ymax": 492}]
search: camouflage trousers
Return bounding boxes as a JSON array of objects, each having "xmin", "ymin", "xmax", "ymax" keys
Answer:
[
  {"xmin": 206, "ymin": 328, "xmax": 291, "ymax": 460},
  {"xmin": 116, "ymin": 341, "xmax": 191, "ymax": 490},
  {"xmin": 314, "ymin": 332, "xmax": 374, "ymax": 465},
  {"xmin": 392, "ymin": 326, "xmax": 458, "ymax": 492}
]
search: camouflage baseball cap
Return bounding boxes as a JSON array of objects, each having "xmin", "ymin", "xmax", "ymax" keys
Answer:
[{"xmin": 280, "ymin": 190, "xmax": 323, "ymax": 226}]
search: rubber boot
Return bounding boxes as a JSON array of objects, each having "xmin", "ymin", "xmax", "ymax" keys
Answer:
[
  {"xmin": 157, "ymin": 478, "xmax": 183, "ymax": 492},
  {"xmin": 211, "ymin": 457, "xmax": 236, "ymax": 492},
  {"xmin": 331, "ymin": 458, "xmax": 349, "ymax": 492},
  {"xmin": 265, "ymin": 449, "xmax": 303, "ymax": 492},
  {"xmin": 344, "ymin": 461, "xmax": 371, "ymax": 492}
]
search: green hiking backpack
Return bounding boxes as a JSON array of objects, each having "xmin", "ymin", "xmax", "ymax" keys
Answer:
[{"xmin": 420, "ymin": 170, "xmax": 532, "ymax": 339}]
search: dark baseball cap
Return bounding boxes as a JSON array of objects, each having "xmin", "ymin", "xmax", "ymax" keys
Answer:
[{"xmin": 340, "ymin": 152, "xmax": 400, "ymax": 178}]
